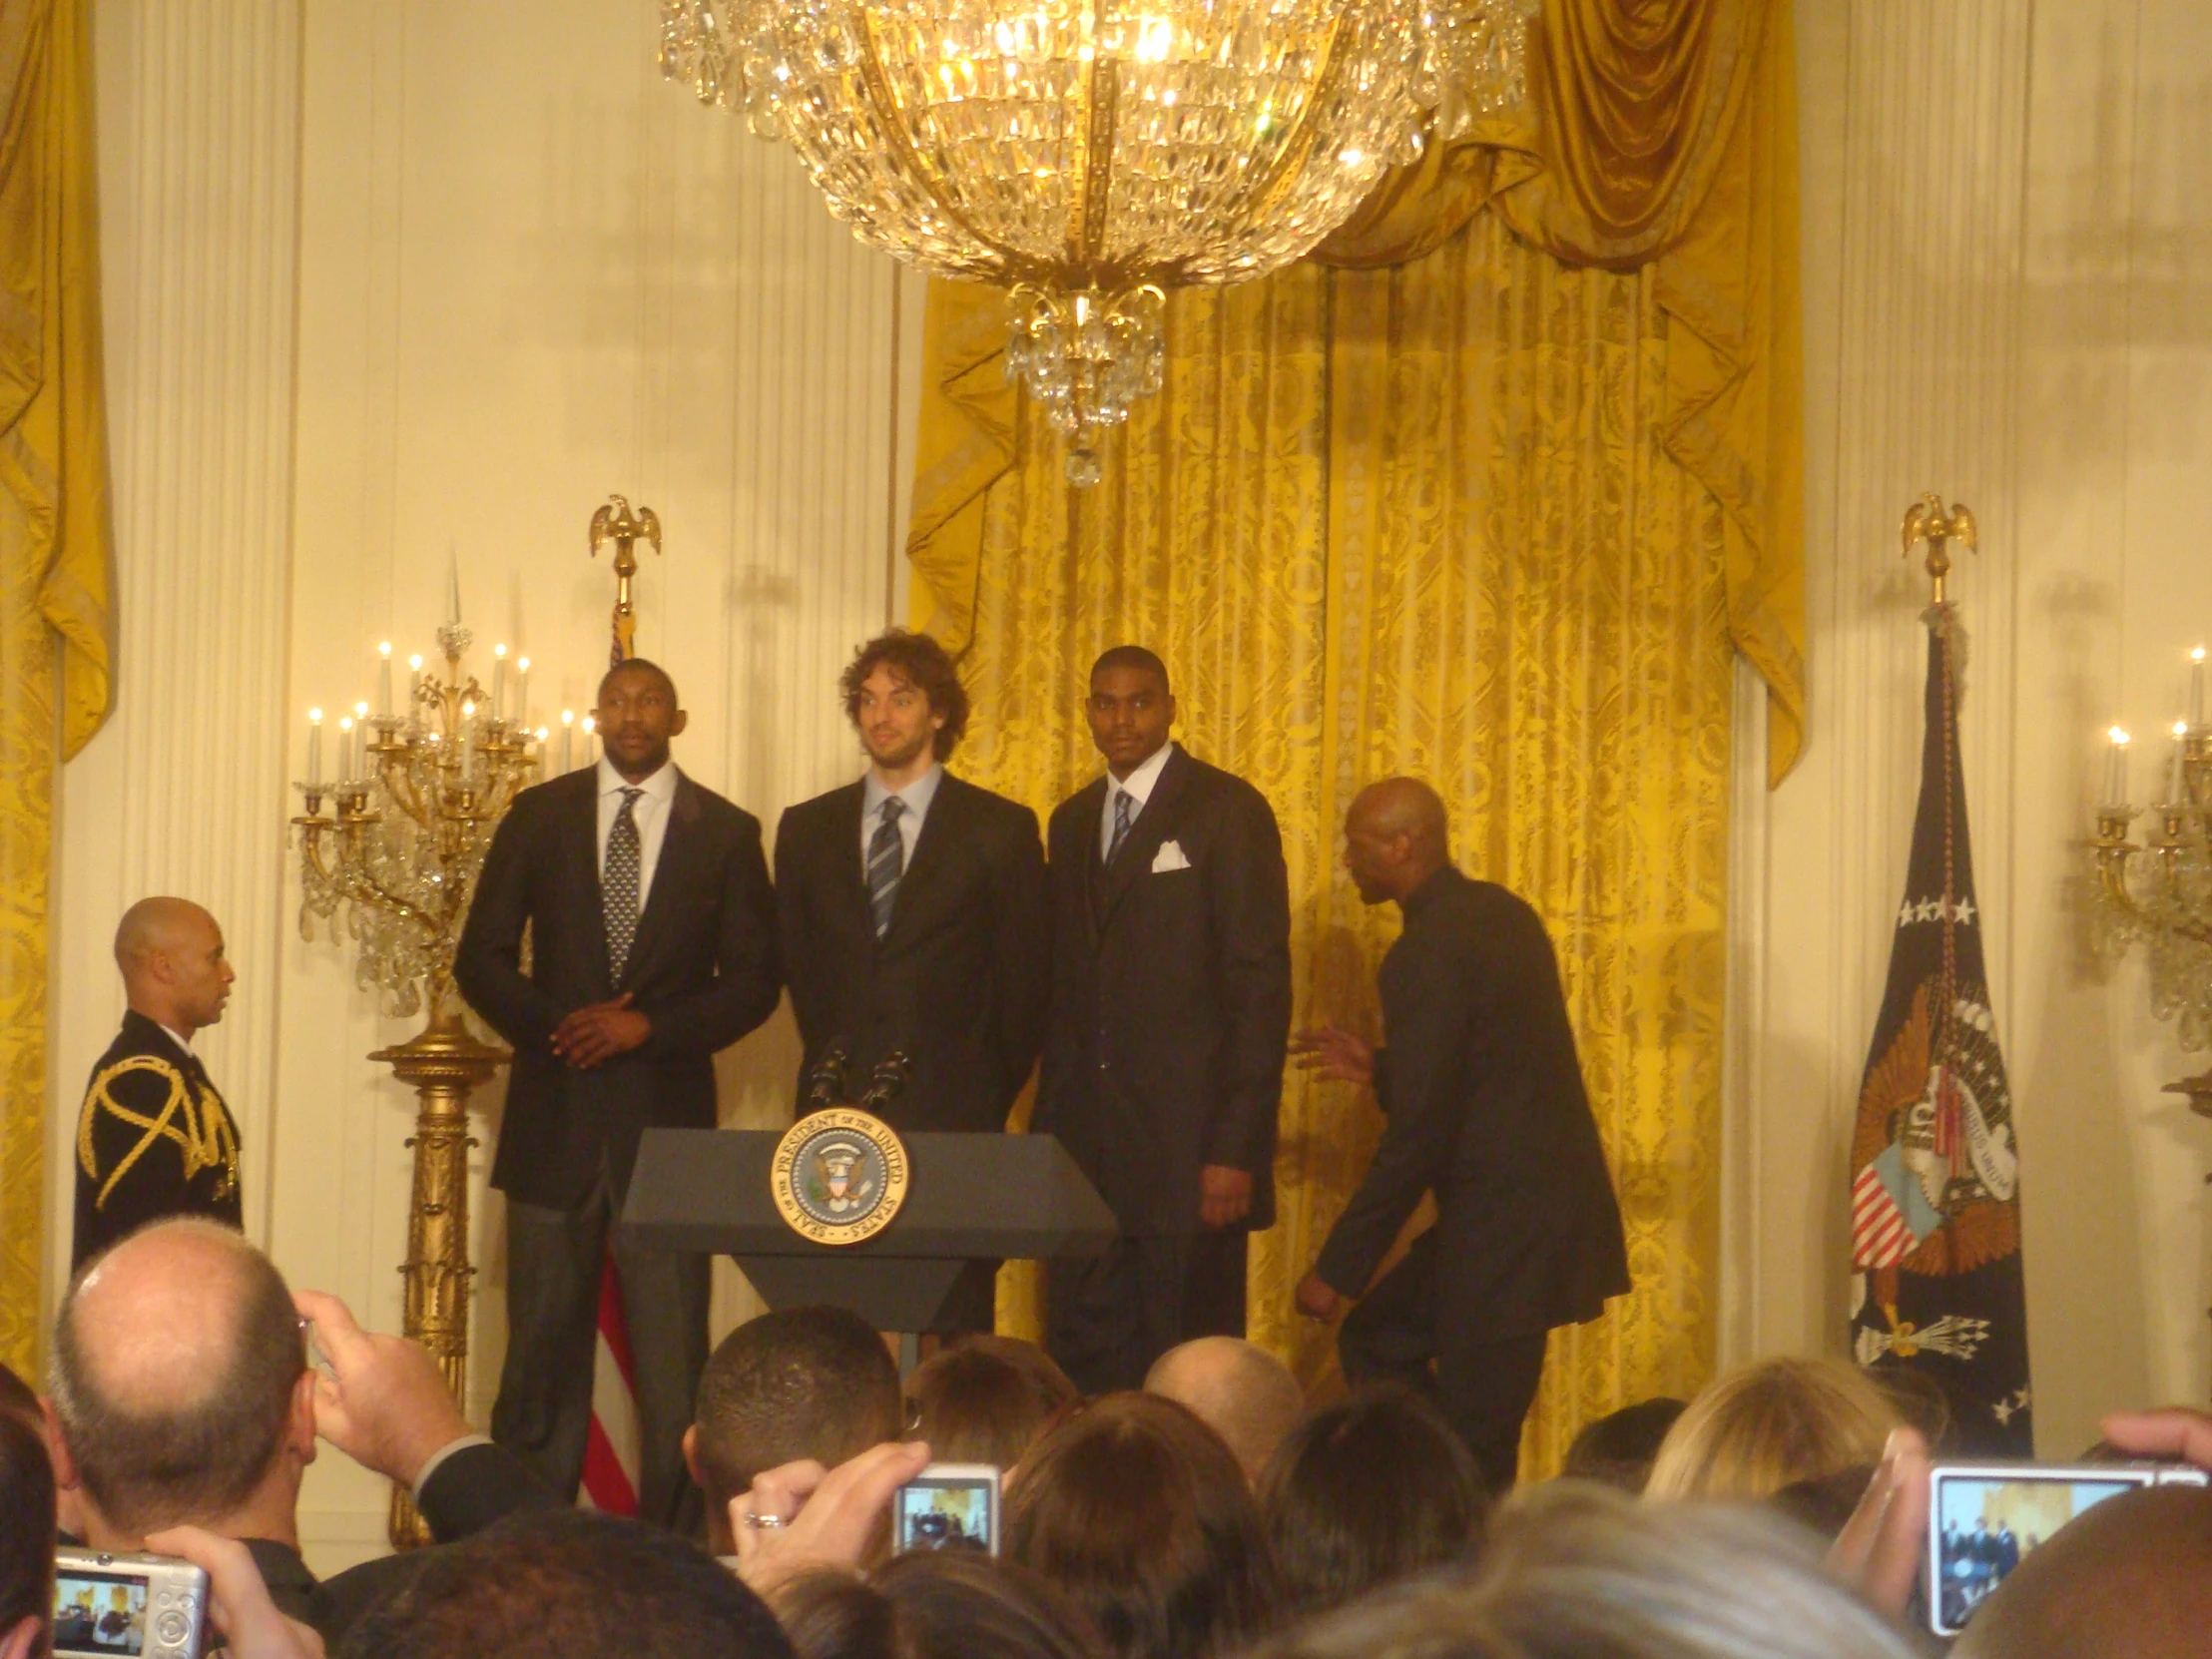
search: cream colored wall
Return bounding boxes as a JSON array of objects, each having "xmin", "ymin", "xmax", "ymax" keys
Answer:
[
  {"xmin": 56, "ymin": 0, "xmax": 920, "ymax": 1571},
  {"xmin": 1733, "ymin": 0, "xmax": 2212, "ymax": 1453}
]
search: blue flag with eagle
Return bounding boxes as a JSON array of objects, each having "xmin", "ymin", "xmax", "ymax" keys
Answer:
[{"xmin": 1848, "ymin": 607, "xmax": 2032, "ymax": 1453}]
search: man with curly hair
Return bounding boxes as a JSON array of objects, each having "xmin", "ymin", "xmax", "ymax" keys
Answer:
[{"xmin": 775, "ymin": 630, "xmax": 1050, "ymax": 1330}]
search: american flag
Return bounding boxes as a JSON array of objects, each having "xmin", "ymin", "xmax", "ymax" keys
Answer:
[{"xmin": 579, "ymin": 1255, "xmax": 641, "ymax": 1514}]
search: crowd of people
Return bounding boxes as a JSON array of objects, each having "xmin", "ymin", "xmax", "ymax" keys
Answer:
[{"xmin": 6, "ymin": 1215, "xmax": 2211, "ymax": 1659}]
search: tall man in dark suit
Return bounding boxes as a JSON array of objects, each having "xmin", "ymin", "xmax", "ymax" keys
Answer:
[
  {"xmin": 775, "ymin": 629, "xmax": 1049, "ymax": 1330},
  {"xmin": 455, "ymin": 658, "xmax": 780, "ymax": 1528},
  {"xmin": 1293, "ymin": 778, "xmax": 1630, "ymax": 1493},
  {"xmin": 1037, "ymin": 646, "xmax": 1292, "ymax": 1393},
  {"xmin": 73, "ymin": 898, "xmax": 244, "ymax": 1270}
]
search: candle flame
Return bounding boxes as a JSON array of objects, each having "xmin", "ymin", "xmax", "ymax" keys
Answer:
[
  {"xmin": 494, "ymin": 643, "xmax": 508, "ymax": 659},
  {"xmin": 378, "ymin": 641, "xmax": 392, "ymax": 657},
  {"xmin": 517, "ymin": 657, "xmax": 530, "ymax": 673},
  {"xmin": 463, "ymin": 700, "xmax": 475, "ymax": 719},
  {"xmin": 2175, "ymin": 720, "xmax": 2190, "ymax": 738},
  {"xmin": 561, "ymin": 709, "xmax": 575, "ymax": 727},
  {"xmin": 535, "ymin": 727, "xmax": 548, "ymax": 741},
  {"xmin": 354, "ymin": 701, "xmax": 368, "ymax": 719},
  {"xmin": 308, "ymin": 708, "xmax": 322, "ymax": 723},
  {"xmin": 581, "ymin": 715, "xmax": 596, "ymax": 734},
  {"xmin": 408, "ymin": 654, "xmax": 424, "ymax": 672},
  {"xmin": 338, "ymin": 716, "xmax": 354, "ymax": 733},
  {"xmin": 2109, "ymin": 726, "xmax": 2130, "ymax": 746}
]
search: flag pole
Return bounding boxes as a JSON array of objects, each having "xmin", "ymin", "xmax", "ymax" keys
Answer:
[
  {"xmin": 1902, "ymin": 493, "xmax": 1976, "ymax": 608},
  {"xmin": 590, "ymin": 494, "xmax": 662, "ymax": 665}
]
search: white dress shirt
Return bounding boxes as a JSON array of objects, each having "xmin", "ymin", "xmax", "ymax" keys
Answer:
[
  {"xmin": 597, "ymin": 757, "xmax": 681, "ymax": 906},
  {"xmin": 1100, "ymin": 741, "xmax": 1176, "ymax": 859},
  {"xmin": 859, "ymin": 762, "xmax": 943, "ymax": 870},
  {"xmin": 157, "ymin": 1023, "xmax": 194, "ymax": 1057}
]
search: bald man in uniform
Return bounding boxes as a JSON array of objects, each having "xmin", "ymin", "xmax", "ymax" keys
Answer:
[
  {"xmin": 73, "ymin": 898, "xmax": 244, "ymax": 1269},
  {"xmin": 1292, "ymin": 780, "xmax": 1628, "ymax": 1492}
]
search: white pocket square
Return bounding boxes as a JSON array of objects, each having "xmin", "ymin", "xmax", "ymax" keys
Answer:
[{"xmin": 1152, "ymin": 839, "xmax": 1192, "ymax": 872}]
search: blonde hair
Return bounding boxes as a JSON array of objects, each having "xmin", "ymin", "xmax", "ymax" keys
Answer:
[
  {"xmin": 1247, "ymin": 1482, "xmax": 1921, "ymax": 1659},
  {"xmin": 1641, "ymin": 1358, "xmax": 1901, "ymax": 1503}
]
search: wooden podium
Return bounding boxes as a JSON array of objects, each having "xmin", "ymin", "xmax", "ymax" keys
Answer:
[{"xmin": 621, "ymin": 1129, "xmax": 1118, "ymax": 1334}]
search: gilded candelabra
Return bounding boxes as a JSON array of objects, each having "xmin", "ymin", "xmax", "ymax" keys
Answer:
[{"xmin": 292, "ymin": 612, "xmax": 548, "ymax": 1546}]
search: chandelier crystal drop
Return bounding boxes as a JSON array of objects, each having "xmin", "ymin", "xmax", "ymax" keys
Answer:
[{"xmin": 659, "ymin": 0, "xmax": 1540, "ymax": 482}]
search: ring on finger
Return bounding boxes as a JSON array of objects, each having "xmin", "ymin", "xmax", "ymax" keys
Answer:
[{"xmin": 742, "ymin": 1511, "xmax": 788, "ymax": 1529}]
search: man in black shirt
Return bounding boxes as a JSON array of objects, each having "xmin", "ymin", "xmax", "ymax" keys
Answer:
[{"xmin": 1294, "ymin": 779, "xmax": 1629, "ymax": 1491}]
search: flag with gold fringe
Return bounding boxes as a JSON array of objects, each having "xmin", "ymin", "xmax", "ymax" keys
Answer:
[{"xmin": 1848, "ymin": 605, "xmax": 2032, "ymax": 1453}]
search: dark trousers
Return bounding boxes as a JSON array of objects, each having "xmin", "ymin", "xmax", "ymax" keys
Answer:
[
  {"xmin": 1045, "ymin": 1230, "xmax": 1247, "ymax": 1395},
  {"xmin": 1337, "ymin": 1227, "xmax": 1550, "ymax": 1494},
  {"xmin": 492, "ymin": 1162, "xmax": 708, "ymax": 1533}
]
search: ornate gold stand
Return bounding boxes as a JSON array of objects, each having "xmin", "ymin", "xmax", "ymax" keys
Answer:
[{"xmin": 371, "ymin": 1008, "xmax": 509, "ymax": 1548}]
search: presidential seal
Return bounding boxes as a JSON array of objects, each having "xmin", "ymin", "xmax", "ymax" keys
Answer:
[{"xmin": 771, "ymin": 1108, "xmax": 909, "ymax": 1245}]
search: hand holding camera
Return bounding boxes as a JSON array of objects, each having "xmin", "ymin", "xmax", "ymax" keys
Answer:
[{"xmin": 729, "ymin": 1439, "xmax": 934, "ymax": 1596}]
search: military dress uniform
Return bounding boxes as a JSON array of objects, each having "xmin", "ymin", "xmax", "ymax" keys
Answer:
[{"xmin": 73, "ymin": 1010, "xmax": 242, "ymax": 1270}]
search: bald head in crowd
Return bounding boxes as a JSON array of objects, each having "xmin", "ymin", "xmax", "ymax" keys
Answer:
[
  {"xmin": 1145, "ymin": 1337, "xmax": 1307, "ymax": 1483},
  {"xmin": 50, "ymin": 1219, "xmax": 313, "ymax": 1542},
  {"xmin": 113, "ymin": 896, "xmax": 234, "ymax": 1038},
  {"xmin": 1952, "ymin": 1484, "xmax": 2212, "ymax": 1659},
  {"xmin": 1343, "ymin": 779, "xmax": 1450, "ymax": 906}
]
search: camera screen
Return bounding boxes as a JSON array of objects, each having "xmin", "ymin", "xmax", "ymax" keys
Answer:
[
  {"xmin": 53, "ymin": 1570, "xmax": 149, "ymax": 1657},
  {"xmin": 1933, "ymin": 1473, "xmax": 2139, "ymax": 1630},
  {"xmin": 895, "ymin": 1478, "xmax": 994, "ymax": 1555}
]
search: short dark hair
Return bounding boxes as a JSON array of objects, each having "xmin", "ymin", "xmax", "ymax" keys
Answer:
[
  {"xmin": 777, "ymin": 1554, "xmax": 1108, "ymax": 1659},
  {"xmin": 1559, "ymin": 1397, "xmax": 1687, "ymax": 1493},
  {"xmin": 0, "ymin": 1359, "xmax": 40, "ymax": 1429},
  {"xmin": 336, "ymin": 1508, "xmax": 795, "ymax": 1659},
  {"xmin": 597, "ymin": 655, "xmax": 680, "ymax": 707},
  {"xmin": 50, "ymin": 1220, "xmax": 305, "ymax": 1533},
  {"xmin": 0, "ymin": 1408, "xmax": 55, "ymax": 1638},
  {"xmin": 1007, "ymin": 1392, "xmax": 1282, "ymax": 1659},
  {"xmin": 840, "ymin": 630, "xmax": 969, "ymax": 761},
  {"xmin": 1090, "ymin": 646, "xmax": 1171, "ymax": 696},
  {"xmin": 1258, "ymin": 1384, "xmax": 1486, "ymax": 1618},
  {"xmin": 906, "ymin": 1337, "xmax": 1079, "ymax": 1471},
  {"xmin": 692, "ymin": 1306, "xmax": 903, "ymax": 1506}
]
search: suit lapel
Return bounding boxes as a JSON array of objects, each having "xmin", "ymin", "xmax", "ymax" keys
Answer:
[
  {"xmin": 623, "ymin": 773, "xmax": 700, "ymax": 987},
  {"xmin": 1069, "ymin": 776, "xmax": 1109, "ymax": 946},
  {"xmin": 824, "ymin": 780, "xmax": 871, "ymax": 942},
  {"xmin": 1097, "ymin": 748, "xmax": 1191, "ymax": 931},
  {"xmin": 565, "ymin": 773, "xmax": 615, "ymax": 995}
]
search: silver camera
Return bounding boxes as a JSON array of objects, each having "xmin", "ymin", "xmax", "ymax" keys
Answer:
[{"xmin": 52, "ymin": 1549, "xmax": 209, "ymax": 1659}]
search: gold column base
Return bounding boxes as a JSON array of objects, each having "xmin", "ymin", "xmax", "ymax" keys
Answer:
[{"xmin": 371, "ymin": 1010, "xmax": 509, "ymax": 1550}]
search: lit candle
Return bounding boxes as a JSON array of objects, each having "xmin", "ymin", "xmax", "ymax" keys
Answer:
[
  {"xmin": 2192, "ymin": 646, "xmax": 2206, "ymax": 728},
  {"xmin": 492, "ymin": 644, "xmax": 508, "ymax": 720},
  {"xmin": 2105, "ymin": 727, "xmax": 2130, "ymax": 805},
  {"xmin": 337, "ymin": 716, "xmax": 355, "ymax": 781},
  {"xmin": 2172, "ymin": 720, "xmax": 2189, "ymax": 804},
  {"xmin": 306, "ymin": 709, "xmax": 323, "ymax": 786},
  {"xmin": 560, "ymin": 709, "xmax": 575, "ymax": 774},
  {"xmin": 408, "ymin": 654, "xmax": 423, "ymax": 716},
  {"xmin": 462, "ymin": 701, "xmax": 478, "ymax": 784},
  {"xmin": 535, "ymin": 726, "xmax": 549, "ymax": 782},
  {"xmin": 581, "ymin": 713, "xmax": 597, "ymax": 770},
  {"xmin": 377, "ymin": 642, "xmax": 393, "ymax": 717},
  {"xmin": 516, "ymin": 657, "xmax": 530, "ymax": 725}
]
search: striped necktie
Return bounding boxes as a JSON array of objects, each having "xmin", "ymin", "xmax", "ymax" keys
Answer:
[
  {"xmin": 605, "ymin": 787, "xmax": 645, "ymax": 982},
  {"xmin": 867, "ymin": 796, "xmax": 906, "ymax": 938},
  {"xmin": 1105, "ymin": 787, "xmax": 1135, "ymax": 864}
]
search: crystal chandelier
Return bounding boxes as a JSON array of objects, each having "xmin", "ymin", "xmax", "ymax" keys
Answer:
[
  {"xmin": 659, "ymin": 1, "xmax": 1540, "ymax": 483},
  {"xmin": 2090, "ymin": 647, "xmax": 2212, "ymax": 1114}
]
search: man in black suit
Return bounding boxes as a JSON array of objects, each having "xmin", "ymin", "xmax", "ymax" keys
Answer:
[
  {"xmin": 775, "ymin": 630, "xmax": 1048, "ymax": 1330},
  {"xmin": 1037, "ymin": 646, "xmax": 1292, "ymax": 1393},
  {"xmin": 1293, "ymin": 779, "xmax": 1629, "ymax": 1493},
  {"xmin": 455, "ymin": 657, "xmax": 779, "ymax": 1528},
  {"xmin": 73, "ymin": 898, "xmax": 244, "ymax": 1269}
]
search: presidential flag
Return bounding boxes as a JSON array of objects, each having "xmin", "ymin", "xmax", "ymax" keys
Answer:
[{"xmin": 1848, "ymin": 607, "xmax": 2032, "ymax": 1453}]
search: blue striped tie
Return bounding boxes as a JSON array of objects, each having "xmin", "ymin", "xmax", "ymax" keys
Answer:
[
  {"xmin": 1105, "ymin": 788, "xmax": 1134, "ymax": 864},
  {"xmin": 867, "ymin": 797, "xmax": 905, "ymax": 939}
]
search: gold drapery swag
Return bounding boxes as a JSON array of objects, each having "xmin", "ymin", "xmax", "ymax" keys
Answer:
[
  {"xmin": 907, "ymin": 0, "xmax": 1800, "ymax": 1474},
  {"xmin": 0, "ymin": 0, "xmax": 117, "ymax": 1380}
]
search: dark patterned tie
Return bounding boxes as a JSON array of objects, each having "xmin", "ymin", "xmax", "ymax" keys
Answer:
[
  {"xmin": 1105, "ymin": 787, "xmax": 1135, "ymax": 864},
  {"xmin": 605, "ymin": 787, "xmax": 645, "ymax": 982},
  {"xmin": 867, "ymin": 797, "xmax": 905, "ymax": 939}
]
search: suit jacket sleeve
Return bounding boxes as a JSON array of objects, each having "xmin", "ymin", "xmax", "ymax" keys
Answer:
[
  {"xmin": 989, "ymin": 805, "xmax": 1052, "ymax": 1106},
  {"xmin": 415, "ymin": 1440, "xmax": 564, "ymax": 1541},
  {"xmin": 453, "ymin": 800, "xmax": 566, "ymax": 1051},
  {"xmin": 635, "ymin": 811, "xmax": 782, "ymax": 1058},
  {"xmin": 1203, "ymin": 783, "xmax": 1293, "ymax": 1171},
  {"xmin": 774, "ymin": 806, "xmax": 826, "ymax": 1048},
  {"xmin": 1312, "ymin": 928, "xmax": 1471, "ymax": 1297}
]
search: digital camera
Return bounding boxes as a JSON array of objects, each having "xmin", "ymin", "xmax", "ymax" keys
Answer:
[
  {"xmin": 1927, "ymin": 1460, "xmax": 2208, "ymax": 1636},
  {"xmin": 52, "ymin": 1549, "xmax": 209, "ymax": 1659},
  {"xmin": 893, "ymin": 1462, "xmax": 1001, "ymax": 1557}
]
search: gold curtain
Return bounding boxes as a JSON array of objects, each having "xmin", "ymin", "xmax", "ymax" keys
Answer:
[
  {"xmin": 908, "ymin": 0, "xmax": 1798, "ymax": 1474},
  {"xmin": 0, "ymin": 0, "xmax": 117, "ymax": 1381}
]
